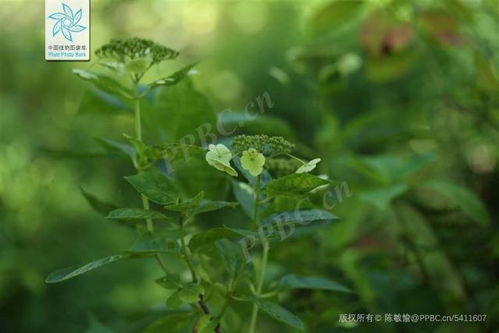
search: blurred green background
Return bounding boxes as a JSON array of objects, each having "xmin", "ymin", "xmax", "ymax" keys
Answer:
[{"xmin": 0, "ymin": 0, "xmax": 498, "ymax": 332}]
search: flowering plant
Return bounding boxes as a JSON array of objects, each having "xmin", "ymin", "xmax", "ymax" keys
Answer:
[{"xmin": 45, "ymin": 38, "xmax": 349, "ymax": 333}]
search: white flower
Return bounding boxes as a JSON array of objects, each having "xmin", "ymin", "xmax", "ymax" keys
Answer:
[
  {"xmin": 205, "ymin": 144, "xmax": 238, "ymax": 176},
  {"xmin": 296, "ymin": 158, "xmax": 321, "ymax": 174}
]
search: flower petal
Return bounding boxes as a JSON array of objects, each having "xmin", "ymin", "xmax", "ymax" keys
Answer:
[
  {"xmin": 62, "ymin": 28, "xmax": 73, "ymax": 42},
  {"xmin": 62, "ymin": 3, "xmax": 73, "ymax": 16},
  {"xmin": 241, "ymin": 149, "xmax": 265, "ymax": 177},
  {"xmin": 48, "ymin": 13, "xmax": 66, "ymax": 20},
  {"xmin": 52, "ymin": 19, "xmax": 62, "ymax": 37},
  {"xmin": 68, "ymin": 24, "xmax": 86, "ymax": 32},
  {"xmin": 73, "ymin": 9, "xmax": 82, "ymax": 24}
]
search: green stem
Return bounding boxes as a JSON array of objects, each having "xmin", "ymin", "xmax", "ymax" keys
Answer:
[
  {"xmin": 252, "ymin": 175, "xmax": 261, "ymax": 225},
  {"xmin": 133, "ymin": 91, "xmax": 168, "ymax": 274},
  {"xmin": 248, "ymin": 241, "xmax": 269, "ymax": 333},
  {"xmin": 248, "ymin": 174, "xmax": 268, "ymax": 333},
  {"xmin": 179, "ymin": 219, "xmax": 198, "ymax": 283}
]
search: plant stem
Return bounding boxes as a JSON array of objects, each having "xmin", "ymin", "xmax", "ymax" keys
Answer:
[
  {"xmin": 179, "ymin": 218, "xmax": 198, "ymax": 283},
  {"xmin": 132, "ymin": 91, "xmax": 168, "ymax": 275},
  {"xmin": 252, "ymin": 175, "xmax": 261, "ymax": 225},
  {"xmin": 248, "ymin": 241, "xmax": 269, "ymax": 333},
  {"xmin": 248, "ymin": 174, "xmax": 268, "ymax": 333}
]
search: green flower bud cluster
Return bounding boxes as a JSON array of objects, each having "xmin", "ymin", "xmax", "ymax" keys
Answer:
[
  {"xmin": 231, "ymin": 135, "xmax": 295, "ymax": 157},
  {"xmin": 95, "ymin": 37, "xmax": 179, "ymax": 66},
  {"xmin": 265, "ymin": 158, "xmax": 302, "ymax": 178}
]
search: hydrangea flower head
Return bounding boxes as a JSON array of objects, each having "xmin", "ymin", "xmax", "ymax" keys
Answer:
[
  {"xmin": 95, "ymin": 38, "xmax": 179, "ymax": 67},
  {"xmin": 232, "ymin": 135, "xmax": 294, "ymax": 157}
]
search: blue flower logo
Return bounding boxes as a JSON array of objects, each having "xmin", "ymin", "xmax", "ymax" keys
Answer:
[{"xmin": 48, "ymin": 3, "xmax": 86, "ymax": 42}]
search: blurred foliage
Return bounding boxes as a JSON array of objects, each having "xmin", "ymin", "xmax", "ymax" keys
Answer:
[{"xmin": 0, "ymin": 0, "xmax": 498, "ymax": 332}]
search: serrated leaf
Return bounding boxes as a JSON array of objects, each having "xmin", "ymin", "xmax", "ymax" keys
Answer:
[
  {"xmin": 106, "ymin": 208, "xmax": 170, "ymax": 221},
  {"xmin": 265, "ymin": 173, "xmax": 329, "ymax": 198},
  {"xmin": 189, "ymin": 227, "xmax": 241, "ymax": 253},
  {"xmin": 46, "ymin": 254, "xmax": 130, "ymax": 283},
  {"xmin": 73, "ymin": 69, "xmax": 133, "ymax": 100},
  {"xmin": 279, "ymin": 274, "xmax": 352, "ymax": 293},
  {"xmin": 125, "ymin": 169, "xmax": 179, "ymax": 205},
  {"xmin": 254, "ymin": 299, "xmax": 304, "ymax": 330},
  {"xmin": 148, "ymin": 63, "xmax": 197, "ymax": 89},
  {"xmin": 260, "ymin": 209, "xmax": 339, "ymax": 227},
  {"xmin": 423, "ymin": 180, "xmax": 490, "ymax": 225}
]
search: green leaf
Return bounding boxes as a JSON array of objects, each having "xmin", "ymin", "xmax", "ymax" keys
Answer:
[
  {"xmin": 125, "ymin": 169, "xmax": 179, "ymax": 205},
  {"xmin": 178, "ymin": 283, "xmax": 203, "ymax": 303},
  {"xmin": 106, "ymin": 208, "xmax": 170, "ymax": 221},
  {"xmin": 260, "ymin": 209, "xmax": 339, "ymax": 227},
  {"xmin": 80, "ymin": 186, "xmax": 118, "ymax": 215},
  {"xmin": 195, "ymin": 315, "xmax": 219, "ymax": 333},
  {"xmin": 310, "ymin": 0, "xmax": 364, "ymax": 36},
  {"xmin": 360, "ymin": 184, "xmax": 409, "ymax": 210},
  {"xmin": 156, "ymin": 274, "xmax": 182, "ymax": 290},
  {"xmin": 232, "ymin": 181, "xmax": 255, "ymax": 218},
  {"xmin": 265, "ymin": 173, "xmax": 330, "ymax": 198},
  {"xmin": 215, "ymin": 239, "xmax": 244, "ymax": 276},
  {"xmin": 166, "ymin": 291, "xmax": 184, "ymax": 309},
  {"xmin": 127, "ymin": 236, "xmax": 178, "ymax": 255},
  {"xmin": 194, "ymin": 200, "xmax": 238, "ymax": 215},
  {"xmin": 143, "ymin": 311, "xmax": 198, "ymax": 333},
  {"xmin": 164, "ymin": 192, "xmax": 204, "ymax": 213},
  {"xmin": 423, "ymin": 180, "xmax": 490, "ymax": 225},
  {"xmin": 189, "ymin": 227, "xmax": 241, "ymax": 253},
  {"xmin": 148, "ymin": 63, "xmax": 197, "ymax": 89},
  {"xmin": 95, "ymin": 137, "xmax": 135, "ymax": 160},
  {"xmin": 46, "ymin": 254, "xmax": 130, "ymax": 283},
  {"xmin": 279, "ymin": 274, "xmax": 352, "ymax": 293},
  {"xmin": 79, "ymin": 89, "xmax": 131, "ymax": 115},
  {"xmin": 254, "ymin": 299, "xmax": 304, "ymax": 330},
  {"xmin": 73, "ymin": 69, "xmax": 133, "ymax": 100},
  {"xmin": 150, "ymin": 79, "xmax": 216, "ymax": 142}
]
